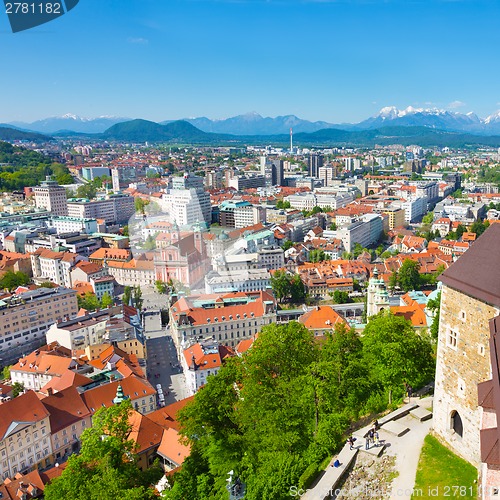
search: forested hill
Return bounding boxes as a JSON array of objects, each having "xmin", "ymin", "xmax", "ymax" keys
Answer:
[
  {"xmin": 0, "ymin": 142, "xmax": 73, "ymax": 191},
  {"xmin": 0, "ymin": 126, "xmax": 50, "ymax": 142}
]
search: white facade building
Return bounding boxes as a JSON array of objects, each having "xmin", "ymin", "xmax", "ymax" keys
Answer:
[
  {"xmin": 205, "ymin": 268, "xmax": 271, "ymax": 294},
  {"xmin": 34, "ymin": 177, "xmax": 68, "ymax": 216},
  {"xmin": 47, "ymin": 216, "xmax": 98, "ymax": 234}
]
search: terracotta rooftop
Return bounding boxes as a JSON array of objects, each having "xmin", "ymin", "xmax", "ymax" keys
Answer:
[
  {"xmin": 81, "ymin": 375, "xmax": 155, "ymax": 413},
  {"xmin": 41, "ymin": 386, "xmax": 91, "ymax": 434},
  {"xmin": 0, "ymin": 391, "xmax": 50, "ymax": 441},
  {"xmin": 157, "ymin": 427, "xmax": 191, "ymax": 467},
  {"xmin": 128, "ymin": 410, "xmax": 163, "ymax": 454},
  {"xmin": 298, "ymin": 306, "xmax": 347, "ymax": 331}
]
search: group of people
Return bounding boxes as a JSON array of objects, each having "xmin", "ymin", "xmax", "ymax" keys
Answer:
[{"xmin": 346, "ymin": 420, "xmax": 381, "ymax": 451}]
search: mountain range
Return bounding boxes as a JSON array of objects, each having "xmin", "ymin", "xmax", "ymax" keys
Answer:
[
  {"xmin": 9, "ymin": 107, "xmax": 500, "ymax": 136},
  {"xmin": 99, "ymin": 119, "xmax": 500, "ymax": 149}
]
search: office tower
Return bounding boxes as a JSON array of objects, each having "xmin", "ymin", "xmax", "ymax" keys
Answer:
[
  {"xmin": 34, "ymin": 176, "xmax": 68, "ymax": 216},
  {"xmin": 307, "ymin": 154, "xmax": 324, "ymax": 178},
  {"xmin": 271, "ymin": 160, "xmax": 285, "ymax": 187}
]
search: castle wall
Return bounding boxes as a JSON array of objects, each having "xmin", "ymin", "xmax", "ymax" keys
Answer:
[{"xmin": 433, "ymin": 284, "xmax": 499, "ymax": 466}]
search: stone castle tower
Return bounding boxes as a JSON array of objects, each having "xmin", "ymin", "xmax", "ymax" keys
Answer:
[
  {"xmin": 433, "ymin": 224, "xmax": 500, "ymax": 469},
  {"xmin": 366, "ymin": 267, "xmax": 390, "ymax": 318}
]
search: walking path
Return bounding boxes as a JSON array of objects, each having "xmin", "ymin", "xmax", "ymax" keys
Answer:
[{"xmin": 301, "ymin": 396, "xmax": 433, "ymax": 500}]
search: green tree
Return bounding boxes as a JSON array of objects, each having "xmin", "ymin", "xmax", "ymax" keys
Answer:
[
  {"xmin": 388, "ymin": 270, "xmax": 399, "ymax": 292},
  {"xmin": 276, "ymin": 199, "xmax": 291, "ymax": 210},
  {"xmin": 270, "ymin": 270, "xmax": 291, "ymax": 303},
  {"xmin": 422, "ymin": 212, "xmax": 434, "ymax": 225},
  {"xmin": 282, "ymin": 240, "xmax": 294, "ymax": 252},
  {"xmin": 290, "ymin": 275, "xmax": 306, "ymax": 303},
  {"xmin": 398, "ymin": 259, "xmax": 421, "ymax": 292},
  {"xmin": 332, "ymin": 290, "xmax": 350, "ymax": 304},
  {"xmin": 134, "ymin": 197, "xmax": 149, "ymax": 214},
  {"xmin": 133, "ymin": 286, "xmax": 143, "ymax": 311},
  {"xmin": 101, "ymin": 292, "xmax": 114, "ymax": 308},
  {"xmin": 143, "ymin": 234, "xmax": 156, "ymax": 250},
  {"xmin": 122, "ymin": 225, "xmax": 129, "ymax": 237},
  {"xmin": 1, "ymin": 366, "xmax": 11, "ymax": 380},
  {"xmin": 329, "ymin": 222, "xmax": 337, "ymax": 231},
  {"xmin": 455, "ymin": 224, "xmax": 467, "ymax": 240},
  {"xmin": 123, "ymin": 286, "xmax": 132, "ymax": 306},
  {"xmin": 78, "ymin": 292, "xmax": 100, "ymax": 311},
  {"xmin": 309, "ymin": 249, "xmax": 328, "ymax": 263},
  {"xmin": 76, "ymin": 183, "xmax": 97, "ymax": 200},
  {"xmin": 11, "ymin": 382, "xmax": 24, "ymax": 398},
  {"xmin": 155, "ymin": 280, "xmax": 168, "ymax": 294},
  {"xmin": 0, "ymin": 270, "xmax": 30, "ymax": 291},
  {"xmin": 470, "ymin": 220, "xmax": 490, "ymax": 237},
  {"xmin": 352, "ymin": 243, "xmax": 365, "ymax": 258},
  {"xmin": 44, "ymin": 400, "xmax": 162, "ymax": 500},
  {"xmin": 427, "ymin": 291, "xmax": 442, "ymax": 340},
  {"xmin": 362, "ymin": 312, "xmax": 435, "ymax": 404}
]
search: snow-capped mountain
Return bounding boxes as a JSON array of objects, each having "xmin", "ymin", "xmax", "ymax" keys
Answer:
[
  {"xmin": 8, "ymin": 114, "xmax": 130, "ymax": 134},
  {"xmin": 355, "ymin": 106, "xmax": 486, "ymax": 132}
]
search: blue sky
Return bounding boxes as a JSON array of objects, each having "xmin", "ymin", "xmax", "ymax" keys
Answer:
[{"xmin": 1, "ymin": 0, "xmax": 500, "ymax": 123}]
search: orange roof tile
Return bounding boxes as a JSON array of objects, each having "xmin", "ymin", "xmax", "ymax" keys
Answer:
[{"xmin": 298, "ymin": 306, "xmax": 347, "ymax": 331}]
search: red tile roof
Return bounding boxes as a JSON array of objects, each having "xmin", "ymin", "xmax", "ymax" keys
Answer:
[
  {"xmin": 0, "ymin": 391, "xmax": 50, "ymax": 441},
  {"xmin": 298, "ymin": 306, "xmax": 347, "ymax": 331}
]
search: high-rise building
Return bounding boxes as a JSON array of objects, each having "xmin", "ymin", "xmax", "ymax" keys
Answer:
[
  {"xmin": 112, "ymin": 168, "xmax": 120, "ymax": 192},
  {"xmin": 307, "ymin": 154, "xmax": 324, "ymax": 178},
  {"xmin": 271, "ymin": 160, "xmax": 285, "ymax": 186},
  {"xmin": 205, "ymin": 170, "xmax": 223, "ymax": 190},
  {"xmin": 34, "ymin": 177, "xmax": 68, "ymax": 216},
  {"xmin": 318, "ymin": 166, "xmax": 338, "ymax": 187},
  {"xmin": 162, "ymin": 173, "xmax": 211, "ymax": 228}
]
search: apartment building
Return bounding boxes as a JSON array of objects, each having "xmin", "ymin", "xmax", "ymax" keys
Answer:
[
  {"xmin": 205, "ymin": 268, "xmax": 271, "ymax": 294},
  {"xmin": 10, "ymin": 350, "xmax": 80, "ymax": 391},
  {"xmin": 67, "ymin": 194, "xmax": 134, "ymax": 225},
  {"xmin": 42, "ymin": 386, "xmax": 92, "ymax": 463},
  {"xmin": 0, "ymin": 391, "xmax": 52, "ymax": 479},
  {"xmin": 30, "ymin": 248, "xmax": 85, "ymax": 287},
  {"xmin": 45, "ymin": 310, "xmax": 109, "ymax": 351},
  {"xmin": 0, "ymin": 287, "xmax": 78, "ymax": 360},
  {"xmin": 182, "ymin": 341, "xmax": 235, "ymax": 395},
  {"xmin": 169, "ymin": 290, "xmax": 277, "ymax": 354},
  {"xmin": 46, "ymin": 216, "xmax": 98, "ymax": 234},
  {"xmin": 335, "ymin": 214, "xmax": 384, "ymax": 252}
]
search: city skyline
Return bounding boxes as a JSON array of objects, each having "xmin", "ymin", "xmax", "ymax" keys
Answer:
[{"xmin": 1, "ymin": 0, "xmax": 500, "ymax": 123}]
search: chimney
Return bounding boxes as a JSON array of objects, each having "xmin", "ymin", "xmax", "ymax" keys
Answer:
[{"xmin": 47, "ymin": 387, "xmax": 54, "ymax": 396}]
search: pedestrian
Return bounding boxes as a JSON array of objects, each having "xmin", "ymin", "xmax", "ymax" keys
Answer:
[
  {"xmin": 347, "ymin": 436, "xmax": 355, "ymax": 450},
  {"xmin": 373, "ymin": 419, "xmax": 379, "ymax": 431},
  {"xmin": 365, "ymin": 436, "xmax": 370, "ymax": 450},
  {"xmin": 373, "ymin": 431, "xmax": 379, "ymax": 447},
  {"xmin": 368, "ymin": 428, "xmax": 374, "ymax": 445},
  {"xmin": 407, "ymin": 385, "xmax": 413, "ymax": 399}
]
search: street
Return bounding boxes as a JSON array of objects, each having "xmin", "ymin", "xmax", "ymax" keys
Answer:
[{"xmin": 141, "ymin": 287, "xmax": 189, "ymax": 405}]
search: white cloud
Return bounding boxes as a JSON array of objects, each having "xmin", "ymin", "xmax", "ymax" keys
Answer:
[
  {"xmin": 127, "ymin": 37, "xmax": 149, "ymax": 45},
  {"xmin": 448, "ymin": 100, "xmax": 466, "ymax": 109}
]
